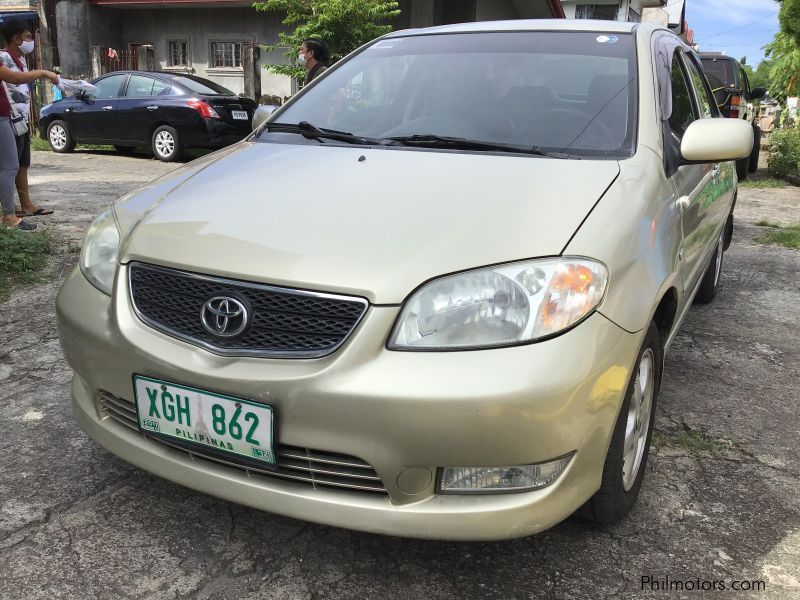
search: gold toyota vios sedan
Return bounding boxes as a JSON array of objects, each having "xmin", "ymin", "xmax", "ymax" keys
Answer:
[{"xmin": 57, "ymin": 20, "xmax": 753, "ymax": 540}]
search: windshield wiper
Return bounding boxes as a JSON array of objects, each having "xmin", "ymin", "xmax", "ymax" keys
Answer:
[
  {"xmin": 385, "ymin": 134, "xmax": 569, "ymax": 158},
  {"xmin": 265, "ymin": 121, "xmax": 399, "ymax": 146}
]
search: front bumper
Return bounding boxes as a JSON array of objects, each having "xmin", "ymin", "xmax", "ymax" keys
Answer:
[{"xmin": 57, "ymin": 265, "xmax": 642, "ymax": 540}]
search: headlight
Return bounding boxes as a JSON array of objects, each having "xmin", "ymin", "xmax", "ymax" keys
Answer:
[
  {"xmin": 80, "ymin": 208, "xmax": 120, "ymax": 295},
  {"xmin": 388, "ymin": 258, "xmax": 608, "ymax": 350}
]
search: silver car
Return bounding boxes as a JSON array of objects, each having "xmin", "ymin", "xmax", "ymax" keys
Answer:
[{"xmin": 57, "ymin": 20, "xmax": 752, "ymax": 540}]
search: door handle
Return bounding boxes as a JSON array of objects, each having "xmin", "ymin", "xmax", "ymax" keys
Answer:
[
  {"xmin": 146, "ymin": 105, "xmax": 158, "ymax": 111},
  {"xmin": 101, "ymin": 106, "xmax": 114, "ymax": 111}
]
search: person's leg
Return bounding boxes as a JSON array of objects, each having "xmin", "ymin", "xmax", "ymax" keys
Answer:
[
  {"xmin": 0, "ymin": 120, "xmax": 30, "ymax": 228},
  {"xmin": 15, "ymin": 132, "xmax": 41, "ymax": 215}
]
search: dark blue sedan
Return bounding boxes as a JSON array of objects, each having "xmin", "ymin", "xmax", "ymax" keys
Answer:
[{"xmin": 39, "ymin": 71, "xmax": 257, "ymax": 161}]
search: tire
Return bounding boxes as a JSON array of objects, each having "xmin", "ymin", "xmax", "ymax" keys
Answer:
[
  {"xmin": 114, "ymin": 145, "xmax": 136, "ymax": 155},
  {"xmin": 696, "ymin": 231, "xmax": 725, "ymax": 304},
  {"xmin": 579, "ymin": 321, "xmax": 661, "ymax": 524},
  {"xmin": 735, "ymin": 156, "xmax": 748, "ymax": 181},
  {"xmin": 47, "ymin": 120, "xmax": 76, "ymax": 153},
  {"xmin": 748, "ymin": 125, "xmax": 761, "ymax": 173},
  {"xmin": 151, "ymin": 125, "xmax": 182, "ymax": 162}
]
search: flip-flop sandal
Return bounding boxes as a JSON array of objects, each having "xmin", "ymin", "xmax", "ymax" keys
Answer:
[
  {"xmin": 24, "ymin": 208, "xmax": 55, "ymax": 216},
  {"xmin": 4, "ymin": 219, "xmax": 37, "ymax": 231}
]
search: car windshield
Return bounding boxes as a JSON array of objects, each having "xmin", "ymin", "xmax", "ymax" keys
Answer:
[
  {"xmin": 701, "ymin": 58, "xmax": 737, "ymax": 89},
  {"xmin": 171, "ymin": 75, "xmax": 236, "ymax": 96},
  {"xmin": 267, "ymin": 31, "xmax": 637, "ymax": 158}
]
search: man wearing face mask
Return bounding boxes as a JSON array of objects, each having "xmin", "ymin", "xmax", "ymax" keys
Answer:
[
  {"xmin": 298, "ymin": 39, "xmax": 329, "ymax": 87},
  {"xmin": 1, "ymin": 24, "xmax": 53, "ymax": 218}
]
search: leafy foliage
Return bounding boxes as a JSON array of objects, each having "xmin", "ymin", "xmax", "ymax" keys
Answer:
[
  {"xmin": 779, "ymin": 0, "xmax": 800, "ymax": 45},
  {"xmin": 765, "ymin": 32, "xmax": 800, "ymax": 101},
  {"xmin": 253, "ymin": 0, "xmax": 401, "ymax": 82},
  {"xmin": 768, "ymin": 125, "xmax": 800, "ymax": 178}
]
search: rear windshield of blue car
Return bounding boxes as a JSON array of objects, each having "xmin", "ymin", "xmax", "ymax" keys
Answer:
[
  {"xmin": 171, "ymin": 75, "xmax": 236, "ymax": 96},
  {"xmin": 271, "ymin": 31, "xmax": 638, "ymax": 158}
]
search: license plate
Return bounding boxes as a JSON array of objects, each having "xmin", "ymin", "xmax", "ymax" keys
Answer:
[
  {"xmin": 231, "ymin": 110, "xmax": 248, "ymax": 120},
  {"xmin": 133, "ymin": 375, "xmax": 275, "ymax": 465}
]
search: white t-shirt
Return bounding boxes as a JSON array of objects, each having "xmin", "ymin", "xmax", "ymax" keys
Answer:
[{"xmin": 0, "ymin": 51, "xmax": 30, "ymax": 121}]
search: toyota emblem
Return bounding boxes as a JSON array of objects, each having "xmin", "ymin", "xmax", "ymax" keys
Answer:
[{"xmin": 200, "ymin": 296, "xmax": 249, "ymax": 337}]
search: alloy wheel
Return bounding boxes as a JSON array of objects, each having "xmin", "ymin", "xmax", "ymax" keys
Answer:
[
  {"xmin": 50, "ymin": 125, "xmax": 67, "ymax": 150},
  {"xmin": 155, "ymin": 131, "xmax": 175, "ymax": 158},
  {"xmin": 622, "ymin": 348, "xmax": 655, "ymax": 491}
]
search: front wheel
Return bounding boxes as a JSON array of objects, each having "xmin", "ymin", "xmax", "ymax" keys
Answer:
[
  {"xmin": 47, "ymin": 120, "xmax": 76, "ymax": 153},
  {"xmin": 748, "ymin": 125, "xmax": 761, "ymax": 173},
  {"xmin": 151, "ymin": 125, "xmax": 182, "ymax": 162},
  {"xmin": 735, "ymin": 156, "xmax": 748, "ymax": 181},
  {"xmin": 579, "ymin": 321, "xmax": 661, "ymax": 524},
  {"xmin": 696, "ymin": 232, "xmax": 725, "ymax": 304}
]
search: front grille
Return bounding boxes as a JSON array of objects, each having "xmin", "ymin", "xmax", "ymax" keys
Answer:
[
  {"xmin": 97, "ymin": 391, "xmax": 388, "ymax": 495},
  {"xmin": 128, "ymin": 262, "xmax": 368, "ymax": 358}
]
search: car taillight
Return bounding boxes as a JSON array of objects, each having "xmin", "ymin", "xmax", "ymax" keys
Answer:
[
  {"xmin": 729, "ymin": 95, "xmax": 741, "ymax": 119},
  {"xmin": 187, "ymin": 99, "xmax": 220, "ymax": 119}
]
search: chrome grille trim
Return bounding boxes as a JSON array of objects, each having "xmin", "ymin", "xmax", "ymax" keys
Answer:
[
  {"xmin": 127, "ymin": 262, "xmax": 369, "ymax": 359},
  {"xmin": 97, "ymin": 390, "xmax": 388, "ymax": 495}
]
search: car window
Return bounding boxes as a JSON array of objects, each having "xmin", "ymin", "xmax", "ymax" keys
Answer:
[
  {"xmin": 125, "ymin": 75, "xmax": 162, "ymax": 97},
  {"xmin": 152, "ymin": 79, "xmax": 170, "ymax": 95},
  {"xmin": 170, "ymin": 75, "xmax": 236, "ymax": 96},
  {"xmin": 91, "ymin": 74, "xmax": 127, "ymax": 99},
  {"xmin": 669, "ymin": 57, "xmax": 696, "ymax": 139},
  {"xmin": 272, "ymin": 31, "xmax": 638, "ymax": 158},
  {"xmin": 700, "ymin": 58, "xmax": 737, "ymax": 88},
  {"xmin": 683, "ymin": 55, "xmax": 716, "ymax": 118}
]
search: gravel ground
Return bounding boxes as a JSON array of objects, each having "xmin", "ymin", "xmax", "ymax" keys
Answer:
[{"xmin": 1, "ymin": 150, "xmax": 799, "ymax": 600}]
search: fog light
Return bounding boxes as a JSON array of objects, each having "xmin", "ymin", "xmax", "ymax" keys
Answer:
[{"xmin": 439, "ymin": 453, "xmax": 574, "ymax": 494}]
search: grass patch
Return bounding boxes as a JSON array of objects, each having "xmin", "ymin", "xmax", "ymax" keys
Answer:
[
  {"xmin": 652, "ymin": 430, "xmax": 730, "ymax": 456},
  {"xmin": 31, "ymin": 133, "xmax": 115, "ymax": 153},
  {"xmin": 739, "ymin": 177, "xmax": 788, "ymax": 189},
  {"xmin": 756, "ymin": 223, "xmax": 800, "ymax": 249},
  {"xmin": 31, "ymin": 134, "xmax": 50, "ymax": 152},
  {"xmin": 0, "ymin": 227, "xmax": 53, "ymax": 299},
  {"xmin": 755, "ymin": 219, "xmax": 782, "ymax": 228}
]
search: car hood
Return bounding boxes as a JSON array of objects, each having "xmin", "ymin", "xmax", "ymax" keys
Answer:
[{"xmin": 118, "ymin": 141, "xmax": 619, "ymax": 304}]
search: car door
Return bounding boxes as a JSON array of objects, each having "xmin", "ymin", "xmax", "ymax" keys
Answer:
[
  {"xmin": 669, "ymin": 52, "xmax": 732, "ymax": 293},
  {"xmin": 68, "ymin": 73, "xmax": 128, "ymax": 141},
  {"xmin": 112, "ymin": 74, "xmax": 171, "ymax": 144}
]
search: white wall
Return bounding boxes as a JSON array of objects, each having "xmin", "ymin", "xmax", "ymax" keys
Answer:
[
  {"xmin": 118, "ymin": 7, "xmax": 292, "ymax": 97},
  {"xmin": 562, "ymin": 1, "xmax": 651, "ymax": 21}
]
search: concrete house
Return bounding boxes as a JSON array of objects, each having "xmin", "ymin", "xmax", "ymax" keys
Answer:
[
  {"xmin": 560, "ymin": 0, "xmax": 689, "ymax": 38},
  {"xmin": 44, "ymin": 0, "xmax": 564, "ymax": 100}
]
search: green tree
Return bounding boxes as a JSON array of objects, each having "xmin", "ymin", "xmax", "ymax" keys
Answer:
[
  {"xmin": 778, "ymin": 0, "xmax": 800, "ymax": 45},
  {"xmin": 751, "ymin": 58, "xmax": 774, "ymax": 90},
  {"xmin": 764, "ymin": 31, "xmax": 800, "ymax": 101},
  {"xmin": 253, "ymin": 0, "xmax": 401, "ymax": 82}
]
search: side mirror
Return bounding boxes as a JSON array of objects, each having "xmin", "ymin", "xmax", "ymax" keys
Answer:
[
  {"xmin": 681, "ymin": 119, "xmax": 753, "ymax": 163},
  {"xmin": 750, "ymin": 87, "xmax": 767, "ymax": 101},
  {"xmin": 251, "ymin": 104, "xmax": 277, "ymax": 131},
  {"xmin": 75, "ymin": 90, "xmax": 87, "ymax": 101}
]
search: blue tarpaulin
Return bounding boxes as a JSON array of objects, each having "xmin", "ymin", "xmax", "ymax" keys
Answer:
[{"xmin": 0, "ymin": 11, "xmax": 38, "ymax": 23}]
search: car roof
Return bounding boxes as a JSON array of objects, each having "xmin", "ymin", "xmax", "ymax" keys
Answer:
[
  {"xmin": 386, "ymin": 18, "xmax": 651, "ymax": 38},
  {"xmin": 699, "ymin": 53, "xmax": 736, "ymax": 61}
]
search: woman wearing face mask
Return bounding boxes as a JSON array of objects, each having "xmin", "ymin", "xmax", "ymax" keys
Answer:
[
  {"xmin": 2, "ymin": 25, "xmax": 55, "ymax": 222},
  {"xmin": 0, "ymin": 25, "xmax": 58, "ymax": 229},
  {"xmin": 298, "ymin": 39, "xmax": 329, "ymax": 86}
]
